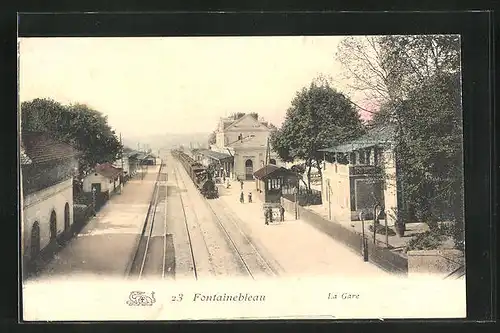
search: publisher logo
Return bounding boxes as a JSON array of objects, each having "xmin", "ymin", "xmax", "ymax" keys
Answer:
[{"xmin": 127, "ymin": 291, "xmax": 156, "ymax": 306}]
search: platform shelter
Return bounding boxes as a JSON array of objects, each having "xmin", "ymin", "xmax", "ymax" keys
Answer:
[{"xmin": 253, "ymin": 165, "xmax": 299, "ymax": 205}]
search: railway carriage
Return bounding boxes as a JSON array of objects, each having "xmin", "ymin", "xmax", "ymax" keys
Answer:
[{"xmin": 171, "ymin": 149, "xmax": 219, "ymax": 199}]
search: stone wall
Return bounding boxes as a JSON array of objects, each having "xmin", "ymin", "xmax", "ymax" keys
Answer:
[
  {"xmin": 407, "ymin": 249, "xmax": 465, "ymax": 278},
  {"xmin": 22, "ymin": 178, "xmax": 74, "ymax": 262}
]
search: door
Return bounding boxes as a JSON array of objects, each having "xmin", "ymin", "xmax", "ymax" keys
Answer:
[
  {"xmin": 64, "ymin": 203, "xmax": 70, "ymax": 231},
  {"xmin": 30, "ymin": 222, "xmax": 40, "ymax": 260},
  {"xmin": 245, "ymin": 159, "xmax": 253, "ymax": 180},
  {"xmin": 91, "ymin": 183, "xmax": 101, "ymax": 193}
]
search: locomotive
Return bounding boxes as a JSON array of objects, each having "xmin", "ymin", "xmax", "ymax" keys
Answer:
[{"xmin": 171, "ymin": 149, "xmax": 219, "ymax": 199}]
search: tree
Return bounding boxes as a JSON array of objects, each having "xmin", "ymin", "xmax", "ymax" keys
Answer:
[
  {"xmin": 249, "ymin": 112, "xmax": 259, "ymax": 119},
  {"xmin": 336, "ymin": 35, "xmax": 460, "ymax": 110},
  {"xmin": 271, "ymin": 80, "xmax": 364, "ymax": 190},
  {"xmin": 396, "ymin": 72, "xmax": 463, "ymax": 248},
  {"xmin": 21, "ymin": 98, "xmax": 122, "ymax": 177},
  {"xmin": 230, "ymin": 112, "xmax": 246, "ymax": 120},
  {"xmin": 337, "ymin": 35, "xmax": 464, "ymax": 249},
  {"xmin": 208, "ymin": 130, "xmax": 216, "ymax": 145}
]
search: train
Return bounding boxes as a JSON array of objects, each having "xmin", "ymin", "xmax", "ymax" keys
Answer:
[{"xmin": 171, "ymin": 149, "xmax": 219, "ymax": 199}]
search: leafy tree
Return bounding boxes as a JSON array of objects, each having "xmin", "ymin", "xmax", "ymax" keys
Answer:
[
  {"xmin": 396, "ymin": 72, "xmax": 463, "ymax": 248},
  {"xmin": 271, "ymin": 81, "xmax": 364, "ymax": 190},
  {"xmin": 208, "ymin": 130, "xmax": 216, "ymax": 145},
  {"xmin": 336, "ymin": 35, "xmax": 460, "ymax": 109},
  {"xmin": 21, "ymin": 98, "xmax": 122, "ymax": 177},
  {"xmin": 230, "ymin": 112, "xmax": 246, "ymax": 120},
  {"xmin": 337, "ymin": 35, "xmax": 464, "ymax": 249}
]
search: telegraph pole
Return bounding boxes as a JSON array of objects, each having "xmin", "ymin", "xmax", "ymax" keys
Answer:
[
  {"xmin": 120, "ymin": 133, "xmax": 124, "ymax": 193},
  {"xmin": 265, "ymin": 138, "xmax": 270, "ymax": 165}
]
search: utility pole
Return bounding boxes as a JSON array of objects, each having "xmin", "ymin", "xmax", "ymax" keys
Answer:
[
  {"xmin": 265, "ymin": 137, "xmax": 270, "ymax": 165},
  {"xmin": 120, "ymin": 133, "xmax": 124, "ymax": 193}
]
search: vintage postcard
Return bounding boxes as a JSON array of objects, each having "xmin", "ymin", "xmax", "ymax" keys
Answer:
[{"xmin": 20, "ymin": 35, "xmax": 466, "ymax": 321}]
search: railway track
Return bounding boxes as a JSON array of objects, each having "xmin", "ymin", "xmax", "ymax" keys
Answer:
[
  {"xmin": 170, "ymin": 162, "xmax": 199, "ymax": 280},
  {"xmin": 128, "ymin": 163, "xmax": 166, "ymax": 280},
  {"xmin": 206, "ymin": 199, "xmax": 280, "ymax": 278},
  {"xmin": 172, "ymin": 153, "xmax": 278, "ymax": 280}
]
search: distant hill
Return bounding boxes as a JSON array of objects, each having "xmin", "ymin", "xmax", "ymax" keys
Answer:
[{"xmin": 122, "ymin": 132, "xmax": 211, "ymax": 153}]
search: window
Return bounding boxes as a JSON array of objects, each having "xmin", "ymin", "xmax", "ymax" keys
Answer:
[
  {"xmin": 30, "ymin": 222, "xmax": 40, "ymax": 259},
  {"xmin": 349, "ymin": 152, "xmax": 357, "ymax": 165},
  {"xmin": 359, "ymin": 150, "xmax": 366, "ymax": 165}
]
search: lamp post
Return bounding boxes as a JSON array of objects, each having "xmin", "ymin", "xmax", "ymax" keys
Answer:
[
  {"xmin": 92, "ymin": 187, "xmax": 97, "ymax": 216},
  {"xmin": 373, "ymin": 203, "xmax": 381, "ymax": 244},
  {"xmin": 294, "ymin": 184, "xmax": 298, "ymax": 220},
  {"xmin": 359, "ymin": 211, "xmax": 368, "ymax": 262}
]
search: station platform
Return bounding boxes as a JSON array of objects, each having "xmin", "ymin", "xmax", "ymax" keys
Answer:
[
  {"xmin": 216, "ymin": 179, "xmax": 389, "ymax": 277},
  {"xmin": 33, "ymin": 165, "xmax": 161, "ymax": 280}
]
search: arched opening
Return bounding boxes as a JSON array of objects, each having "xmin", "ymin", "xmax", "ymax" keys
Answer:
[
  {"xmin": 30, "ymin": 222, "xmax": 40, "ymax": 259},
  {"xmin": 269, "ymin": 159, "xmax": 276, "ymax": 165},
  {"xmin": 64, "ymin": 203, "xmax": 70, "ymax": 231},
  {"xmin": 50, "ymin": 210, "xmax": 57, "ymax": 241},
  {"xmin": 245, "ymin": 159, "xmax": 253, "ymax": 180}
]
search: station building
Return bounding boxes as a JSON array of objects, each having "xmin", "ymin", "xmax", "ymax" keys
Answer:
[
  {"xmin": 319, "ymin": 125, "xmax": 400, "ymax": 224},
  {"xmin": 209, "ymin": 113, "xmax": 283, "ymax": 180}
]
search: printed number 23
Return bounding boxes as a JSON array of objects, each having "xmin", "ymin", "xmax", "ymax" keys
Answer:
[{"xmin": 171, "ymin": 294, "xmax": 183, "ymax": 302}]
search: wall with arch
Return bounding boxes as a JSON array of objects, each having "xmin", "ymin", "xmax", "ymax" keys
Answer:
[{"xmin": 21, "ymin": 178, "xmax": 74, "ymax": 262}]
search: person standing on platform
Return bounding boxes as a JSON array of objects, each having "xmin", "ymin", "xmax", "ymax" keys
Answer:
[
  {"xmin": 280, "ymin": 205, "xmax": 285, "ymax": 222},
  {"xmin": 240, "ymin": 190, "xmax": 244, "ymax": 203},
  {"xmin": 264, "ymin": 208, "xmax": 269, "ymax": 225},
  {"xmin": 240, "ymin": 180, "xmax": 244, "ymax": 190},
  {"xmin": 248, "ymin": 191, "xmax": 252, "ymax": 203}
]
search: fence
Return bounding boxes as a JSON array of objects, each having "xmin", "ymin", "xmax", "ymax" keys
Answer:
[
  {"xmin": 282, "ymin": 186, "xmax": 322, "ymax": 206},
  {"xmin": 281, "ymin": 197, "xmax": 408, "ymax": 275}
]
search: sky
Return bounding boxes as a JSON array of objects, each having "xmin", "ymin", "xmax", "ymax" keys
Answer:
[{"xmin": 19, "ymin": 36, "xmax": 366, "ymax": 138}]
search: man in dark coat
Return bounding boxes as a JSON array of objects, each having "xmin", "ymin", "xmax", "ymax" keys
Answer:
[{"xmin": 280, "ymin": 206, "xmax": 285, "ymax": 222}]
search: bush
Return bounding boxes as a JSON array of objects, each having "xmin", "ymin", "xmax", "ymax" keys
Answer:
[
  {"xmin": 369, "ymin": 223, "xmax": 396, "ymax": 236},
  {"xmin": 405, "ymin": 230, "xmax": 447, "ymax": 252}
]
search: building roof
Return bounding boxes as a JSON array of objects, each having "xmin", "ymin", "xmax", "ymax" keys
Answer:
[
  {"xmin": 197, "ymin": 149, "xmax": 233, "ymax": 161},
  {"xmin": 22, "ymin": 131, "xmax": 78, "ymax": 164},
  {"xmin": 318, "ymin": 125, "xmax": 395, "ymax": 153},
  {"xmin": 95, "ymin": 162, "xmax": 122, "ymax": 179},
  {"xmin": 253, "ymin": 165, "xmax": 297, "ymax": 180}
]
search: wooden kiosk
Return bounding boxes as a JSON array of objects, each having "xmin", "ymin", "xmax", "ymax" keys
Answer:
[{"xmin": 253, "ymin": 165, "xmax": 299, "ymax": 220}]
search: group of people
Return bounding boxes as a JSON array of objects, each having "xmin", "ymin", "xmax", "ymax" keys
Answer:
[
  {"xmin": 235, "ymin": 178, "xmax": 286, "ymax": 225},
  {"xmin": 264, "ymin": 206, "xmax": 285, "ymax": 225},
  {"xmin": 237, "ymin": 179, "xmax": 253, "ymax": 203}
]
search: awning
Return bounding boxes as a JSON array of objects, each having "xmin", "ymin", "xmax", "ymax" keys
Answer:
[
  {"xmin": 197, "ymin": 149, "xmax": 233, "ymax": 161},
  {"xmin": 318, "ymin": 124, "xmax": 394, "ymax": 153}
]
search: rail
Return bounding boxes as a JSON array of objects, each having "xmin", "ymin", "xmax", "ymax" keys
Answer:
[
  {"xmin": 171, "ymin": 159, "xmax": 199, "ymax": 280},
  {"xmin": 173, "ymin": 152, "xmax": 276, "ymax": 279},
  {"xmin": 127, "ymin": 162, "xmax": 163, "ymax": 279}
]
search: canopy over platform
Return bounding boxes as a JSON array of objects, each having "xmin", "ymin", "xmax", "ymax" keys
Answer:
[
  {"xmin": 318, "ymin": 124, "xmax": 395, "ymax": 153},
  {"xmin": 197, "ymin": 149, "xmax": 233, "ymax": 162},
  {"xmin": 253, "ymin": 165, "xmax": 299, "ymax": 204}
]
